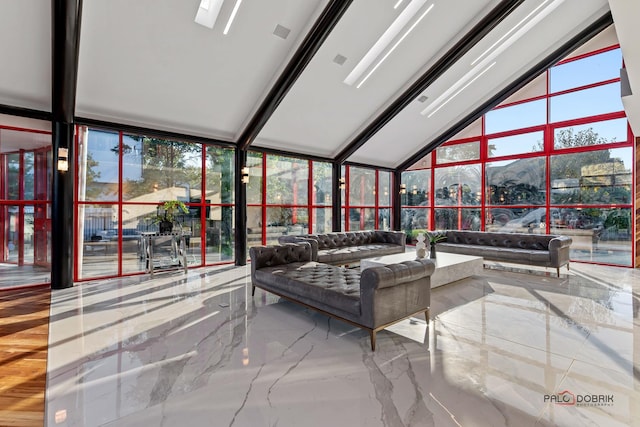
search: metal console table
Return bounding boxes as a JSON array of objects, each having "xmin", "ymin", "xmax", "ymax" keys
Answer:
[{"xmin": 140, "ymin": 231, "xmax": 190, "ymax": 276}]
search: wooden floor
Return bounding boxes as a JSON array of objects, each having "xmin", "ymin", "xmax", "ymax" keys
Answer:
[{"xmin": 0, "ymin": 287, "xmax": 50, "ymax": 427}]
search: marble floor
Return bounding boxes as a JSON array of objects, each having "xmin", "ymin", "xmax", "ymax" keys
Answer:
[
  {"xmin": 45, "ymin": 262, "xmax": 640, "ymax": 427},
  {"xmin": 0, "ymin": 263, "xmax": 50, "ymax": 289}
]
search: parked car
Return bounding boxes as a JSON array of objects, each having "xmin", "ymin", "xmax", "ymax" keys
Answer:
[{"xmin": 93, "ymin": 228, "xmax": 141, "ymax": 241}]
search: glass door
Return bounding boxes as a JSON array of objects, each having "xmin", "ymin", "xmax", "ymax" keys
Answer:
[{"xmin": 0, "ymin": 126, "xmax": 52, "ymax": 288}]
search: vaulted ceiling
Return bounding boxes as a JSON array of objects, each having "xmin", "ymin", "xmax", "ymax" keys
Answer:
[{"xmin": 0, "ymin": 0, "xmax": 631, "ymax": 169}]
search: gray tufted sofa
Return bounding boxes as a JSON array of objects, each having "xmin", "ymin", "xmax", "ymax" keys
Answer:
[
  {"xmin": 278, "ymin": 230, "xmax": 405, "ymax": 266},
  {"xmin": 250, "ymin": 242, "xmax": 434, "ymax": 350},
  {"xmin": 436, "ymin": 230, "xmax": 572, "ymax": 276}
]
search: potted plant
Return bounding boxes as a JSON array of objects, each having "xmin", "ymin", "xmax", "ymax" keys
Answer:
[
  {"xmin": 426, "ymin": 231, "xmax": 446, "ymax": 258},
  {"xmin": 154, "ymin": 200, "xmax": 189, "ymax": 233}
]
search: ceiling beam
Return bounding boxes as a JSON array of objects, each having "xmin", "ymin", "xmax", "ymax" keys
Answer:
[
  {"xmin": 334, "ymin": 0, "xmax": 524, "ymax": 164},
  {"xmin": 397, "ymin": 11, "xmax": 614, "ymax": 171},
  {"xmin": 237, "ymin": 0, "xmax": 353, "ymax": 151},
  {"xmin": 0, "ymin": 104, "xmax": 52, "ymax": 122},
  {"xmin": 344, "ymin": 160, "xmax": 395, "ymax": 172}
]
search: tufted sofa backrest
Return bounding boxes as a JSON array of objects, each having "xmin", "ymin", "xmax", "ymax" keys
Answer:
[
  {"xmin": 312, "ymin": 232, "xmax": 367, "ymax": 249},
  {"xmin": 445, "ymin": 230, "xmax": 556, "ymax": 251},
  {"xmin": 278, "ymin": 231, "xmax": 405, "ymax": 255},
  {"xmin": 310, "ymin": 231, "xmax": 404, "ymax": 249}
]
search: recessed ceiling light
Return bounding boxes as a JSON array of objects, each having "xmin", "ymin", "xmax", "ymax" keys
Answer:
[
  {"xmin": 273, "ymin": 24, "xmax": 291, "ymax": 40},
  {"xmin": 194, "ymin": 0, "xmax": 224, "ymax": 29},
  {"xmin": 472, "ymin": 0, "xmax": 565, "ymax": 65},
  {"xmin": 356, "ymin": 3, "xmax": 434, "ymax": 89},
  {"xmin": 422, "ymin": 62, "xmax": 496, "ymax": 118},
  {"xmin": 344, "ymin": 0, "xmax": 433, "ymax": 87},
  {"xmin": 223, "ymin": 0, "xmax": 243, "ymax": 35},
  {"xmin": 422, "ymin": 0, "xmax": 565, "ymax": 119}
]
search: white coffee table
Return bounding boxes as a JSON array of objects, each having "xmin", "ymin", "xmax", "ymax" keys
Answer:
[{"xmin": 360, "ymin": 251, "xmax": 483, "ymax": 288}]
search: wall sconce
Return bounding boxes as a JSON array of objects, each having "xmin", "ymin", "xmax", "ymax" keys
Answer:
[
  {"xmin": 399, "ymin": 184, "xmax": 407, "ymax": 194},
  {"xmin": 241, "ymin": 167, "xmax": 249, "ymax": 184},
  {"xmin": 412, "ymin": 185, "xmax": 418, "ymax": 195},
  {"xmin": 339, "ymin": 178, "xmax": 346, "ymax": 190},
  {"xmin": 57, "ymin": 148, "xmax": 69, "ymax": 172},
  {"xmin": 242, "ymin": 347, "xmax": 249, "ymax": 366}
]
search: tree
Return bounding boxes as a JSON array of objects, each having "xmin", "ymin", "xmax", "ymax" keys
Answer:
[
  {"xmin": 545, "ymin": 127, "xmax": 631, "ymax": 205},
  {"xmin": 546, "ymin": 128, "xmax": 611, "ymax": 180},
  {"xmin": 116, "ymin": 136, "xmax": 202, "ymax": 199},
  {"xmin": 83, "ymin": 152, "xmax": 103, "ymax": 200},
  {"xmin": 206, "ymin": 147, "xmax": 234, "ymax": 256}
]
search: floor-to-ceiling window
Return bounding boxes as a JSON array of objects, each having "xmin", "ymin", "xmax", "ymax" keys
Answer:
[
  {"xmin": 341, "ymin": 165, "xmax": 392, "ymax": 232},
  {"xmin": 0, "ymin": 125, "xmax": 52, "ymax": 288},
  {"xmin": 403, "ymin": 44, "xmax": 634, "ymax": 266},
  {"xmin": 246, "ymin": 152, "xmax": 333, "ymax": 248},
  {"xmin": 76, "ymin": 126, "xmax": 235, "ymax": 280}
]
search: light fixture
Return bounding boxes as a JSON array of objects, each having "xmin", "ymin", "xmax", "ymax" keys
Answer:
[
  {"xmin": 195, "ymin": 0, "xmax": 243, "ymax": 35},
  {"xmin": 421, "ymin": 0, "xmax": 564, "ymax": 118},
  {"xmin": 194, "ymin": 0, "xmax": 224, "ymax": 29},
  {"xmin": 57, "ymin": 147, "xmax": 69, "ymax": 172},
  {"xmin": 344, "ymin": 1, "xmax": 433, "ymax": 88},
  {"xmin": 55, "ymin": 409, "xmax": 67, "ymax": 423},
  {"xmin": 223, "ymin": 0, "xmax": 243, "ymax": 35},
  {"xmin": 421, "ymin": 61, "xmax": 496, "ymax": 118},
  {"xmin": 339, "ymin": 178, "xmax": 346, "ymax": 190},
  {"xmin": 472, "ymin": 0, "xmax": 564, "ymax": 66},
  {"xmin": 399, "ymin": 184, "xmax": 407, "ymax": 194},
  {"xmin": 393, "ymin": 0, "xmax": 404, "ymax": 9},
  {"xmin": 241, "ymin": 167, "xmax": 249, "ymax": 184},
  {"xmin": 242, "ymin": 347, "xmax": 249, "ymax": 366}
]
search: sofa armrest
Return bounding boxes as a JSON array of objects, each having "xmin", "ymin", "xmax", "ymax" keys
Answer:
[
  {"xmin": 360, "ymin": 259, "xmax": 435, "ymax": 290},
  {"xmin": 276, "ymin": 236, "xmax": 318, "ymax": 260},
  {"xmin": 374, "ymin": 231, "xmax": 406, "ymax": 249},
  {"xmin": 250, "ymin": 243, "xmax": 314, "ymax": 281},
  {"xmin": 359, "ymin": 259, "xmax": 435, "ymax": 328},
  {"xmin": 549, "ymin": 235, "xmax": 572, "ymax": 268},
  {"xmin": 549, "ymin": 235, "xmax": 572, "ymax": 249}
]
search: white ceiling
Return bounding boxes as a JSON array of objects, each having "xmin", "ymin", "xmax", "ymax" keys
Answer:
[
  {"xmin": 0, "ymin": 0, "xmax": 628, "ymax": 170},
  {"xmin": 76, "ymin": 0, "xmax": 329, "ymax": 141},
  {"xmin": 608, "ymin": 0, "xmax": 640, "ymax": 136},
  {"xmin": 254, "ymin": 0, "xmax": 498, "ymax": 158},
  {"xmin": 0, "ymin": 1, "xmax": 51, "ymax": 111}
]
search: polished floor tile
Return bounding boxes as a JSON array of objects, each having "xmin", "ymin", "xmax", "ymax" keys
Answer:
[{"xmin": 45, "ymin": 263, "xmax": 640, "ymax": 426}]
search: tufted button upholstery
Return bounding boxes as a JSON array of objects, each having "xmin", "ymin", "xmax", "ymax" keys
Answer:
[
  {"xmin": 250, "ymin": 243, "xmax": 434, "ymax": 330},
  {"xmin": 437, "ymin": 230, "xmax": 572, "ymax": 272},
  {"xmin": 445, "ymin": 230, "xmax": 555, "ymax": 250},
  {"xmin": 277, "ymin": 230, "xmax": 405, "ymax": 265}
]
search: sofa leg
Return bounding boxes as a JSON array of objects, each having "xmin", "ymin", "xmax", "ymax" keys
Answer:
[
  {"xmin": 567, "ymin": 263, "xmax": 570, "ymax": 271},
  {"xmin": 370, "ymin": 330, "xmax": 376, "ymax": 351},
  {"xmin": 556, "ymin": 267, "xmax": 560, "ymax": 277},
  {"xmin": 251, "ymin": 285, "xmax": 256, "ymax": 296},
  {"xmin": 425, "ymin": 309, "xmax": 430, "ymax": 322}
]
